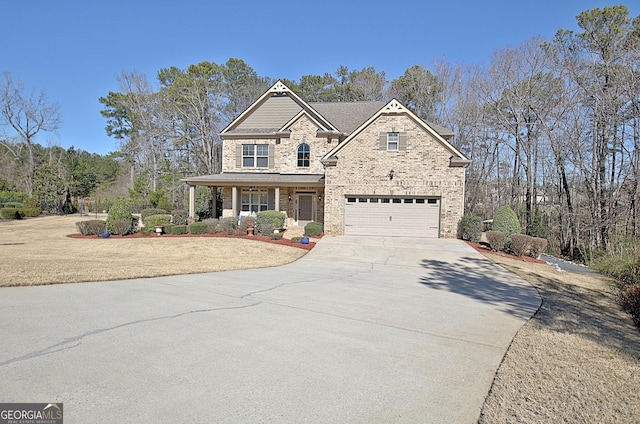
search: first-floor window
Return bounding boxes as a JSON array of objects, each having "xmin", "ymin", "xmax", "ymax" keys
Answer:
[
  {"xmin": 241, "ymin": 190, "xmax": 268, "ymax": 213},
  {"xmin": 242, "ymin": 144, "xmax": 269, "ymax": 168}
]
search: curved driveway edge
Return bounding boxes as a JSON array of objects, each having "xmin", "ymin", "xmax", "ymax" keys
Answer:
[{"xmin": 0, "ymin": 236, "xmax": 540, "ymax": 423}]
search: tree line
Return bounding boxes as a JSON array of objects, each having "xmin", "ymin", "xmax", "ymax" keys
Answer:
[{"xmin": 1, "ymin": 5, "xmax": 638, "ymax": 258}]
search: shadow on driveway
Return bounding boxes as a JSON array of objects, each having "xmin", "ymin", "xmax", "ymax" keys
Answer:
[{"xmin": 418, "ymin": 256, "xmax": 541, "ymax": 319}]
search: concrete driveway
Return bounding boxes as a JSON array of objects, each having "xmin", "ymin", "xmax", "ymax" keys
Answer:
[{"xmin": 0, "ymin": 236, "xmax": 540, "ymax": 423}]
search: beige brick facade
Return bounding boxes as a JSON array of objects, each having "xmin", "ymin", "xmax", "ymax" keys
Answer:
[
  {"xmin": 323, "ymin": 114, "xmax": 466, "ymax": 238},
  {"xmin": 222, "ymin": 114, "xmax": 337, "ymax": 174},
  {"xmin": 187, "ymin": 82, "xmax": 468, "ymax": 237}
]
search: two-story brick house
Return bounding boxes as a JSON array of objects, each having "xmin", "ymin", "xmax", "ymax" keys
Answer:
[{"xmin": 184, "ymin": 80, "xmax": 470, "ymax": 237}]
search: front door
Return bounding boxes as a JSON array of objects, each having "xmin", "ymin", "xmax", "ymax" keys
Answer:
[{"xmin": 298, "ymin": 194, "xmax": 314, "ymax": 224}]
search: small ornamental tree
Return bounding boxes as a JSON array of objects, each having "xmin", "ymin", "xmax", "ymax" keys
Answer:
[{"xmin": 492, "ymin": 205, "xmax": 521, "ymax": 243}]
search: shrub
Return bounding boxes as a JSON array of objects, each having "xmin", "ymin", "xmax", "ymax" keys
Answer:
[
  {"xmin": 291, "ymin": 236, "xmax": 302, "ymax": 243},
  {"xmin": 530, "ymin": 237, "xmax": 548, "ymax": 259},
  {"xmin": 76, "ymin": 220, "xmax": 106, "ymax": 236},
  {"xmin": 106, "ymin": 199, "xmax": 133, "ymax": 233},
  {"xmin": 511, "ymin": 234, "xmax": 530, "ymax": 257},
  {"xmin": 486, "ymin": 230, "xmax": 506, "ymax": 252},
  {"xmin": 459, "ymin": 213, "xmax": 483, "ymax": 242},
  {"xmin": 170, "ymin": 224, "xmax": 187, "ymax": 235},
  {"xmin": 112, "ymin": 220, "xmax": 133, "ymax": 235},
  {"xmin": 219, "ymin": 217, "xmax": 237, "ymax": 234},
  {"xmin": 189, "ymin": 222, "xmax": 208, "ymax": 235},
  {"xmin": 140, "ymin": 208, "xmax": 167, "ymax": 222},
  {"xmin": 140, "ymin": 227, "xmax": 153, "ymax": 236},
  {"xmin": 256, "ymin": 210, "xmax": 285, "ymax": 235},
  {"xmin": 144, "ymin": 214, "xmax": 172, "ymax": 228},
  {"xmin": 22, "ymin": 196, "xmax": 40, "ymax": 209},
  {"xmin": 618, "ymin": 283, "xmax": 640, "ymax": 327},
  {"xmin": 492, "ymin": 205, "xmax": 521, "ymax": 243},
  {"xmin": 171, "ymin": 209, "xmax": 188, "ymax": 225},
  {"xmin": 202, "ymin": 218, "xmax": 220, "ymax": 234},
  {"xmin": 270, "ymin": 232, "xmax": 284, "ymax": 240},
  {"xmin": 304, "ymin": 221, "xmax": 323, "ymax": 237},
  {"xmin": 1, "ymin": 208, "xmax": 23, "ymax": 219},
  {"xmin": 19, "ymin": 207, "xmax": 41, "ymax": 217}
]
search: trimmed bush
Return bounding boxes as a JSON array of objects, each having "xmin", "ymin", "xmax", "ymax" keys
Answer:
[
  {"xmin": 169, "ymin": 224, "xmax": 187, "ymax": 235},
  {"xmin": 140, "ymin": 208, "xmax": 167, "ymax": 222},
  {"xmin": 1, "ymin": 208, "xmax": 23, "ymax": 219},
  {"xmin": 486, "ymin": 230, "xmax": 506, "ymax": 252},
  {"xmin": 511, "ymin": 234, "xmax": 530, "ymax": 257},
  {"xmin": 189, "ymin": 222, "xmax": 208, "ymax": 235},
  {"xmin": 459, "ymin": 213, "xmax": 483, "ymax": 242},
  {"xmin": 530, "ymin": 237, "xmax": 548, "ymax": 259},
  {"xmin": 270, "ymin": 232, "xmax": 284, "ymax": 240},
  {"xmin": 618, "ymin": 283, "xmax": 640, "ymax": 327},
  {"xmin": 106, "ymin": 198, "xmax": 133, "ymax": 233},
  {"xmin": 112, "ymin": 220, "xmax": 133, "ymax": 235},
  {"xmin": 144, "ymin": 214, "xmax": 172, "ymax": 228},
  {"xmin": 291, "ymin": 236, "xmax": 302, "ymax": 243},
  {"xmin": 256, "ymin": 210, "xmax": 285, "ymax": 235},
  {"xmin": 492, "ymin": 205, "xmax": 521, "ymax": 243},
  {"xmin": 304, "ymin": 221, "xmax": 323, "ymax": 237},
  {"xmin": 18, "ymin": 207, "xmax": 41, "ymax": 217},
  {"xmin": 76, "ymin": 220, "xmax": 106, "ymax": 236},
  {"xmin": 171, "ymin": 209, "xmax": 188, "ymax": 225}
]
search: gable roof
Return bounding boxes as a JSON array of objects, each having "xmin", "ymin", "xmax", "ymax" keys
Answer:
[
  {"xmin": 322, "ymin": 99, "xmax": 470, "ymax": 166},
  {"xmin": 309, "ymin": 101, "xmax": 385, "ymax": 134},
  {"xmin": 220, "ymin": 80, "xmax": 459, "ymax": 144},
  {"xmin": 221, "ymin": 80, "xmax": 338, "ymax": 136}
]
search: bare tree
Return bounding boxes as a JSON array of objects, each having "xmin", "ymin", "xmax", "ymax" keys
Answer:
[{"xmin": 0, "ymin": 73, "xmax": 61, "ymax": 195}]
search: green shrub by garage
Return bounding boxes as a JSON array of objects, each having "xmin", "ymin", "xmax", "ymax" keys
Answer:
[
  {"xmin": 459, "ymin": 213, "xmax": 483, "ymax": 242},
  {"xmin": 304, "ymin": 221, "xmax": 323, "ymax": 237},
  {"xmin": 492, "ymin": 205, "xmax": 521, "ymax": 243}
]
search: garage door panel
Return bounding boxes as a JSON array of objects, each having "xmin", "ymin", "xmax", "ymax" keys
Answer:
[{"xmin": 344, "ymin": 197, "xmax": 440, "ymax": 237}]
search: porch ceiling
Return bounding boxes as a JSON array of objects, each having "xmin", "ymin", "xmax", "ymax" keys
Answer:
[{"xmin": 183, "ymin": 172, "xmax": 325, "ymax": 187}]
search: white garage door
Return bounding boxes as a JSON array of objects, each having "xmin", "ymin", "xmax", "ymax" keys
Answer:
[{"xmin": 344, "ymin": 197, "xmax": 440, "ymax": 237}]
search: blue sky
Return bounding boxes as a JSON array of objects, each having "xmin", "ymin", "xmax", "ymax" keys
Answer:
[{"xmin": 1, "ymin": 0, "xmax": 638, "ymax": 155}]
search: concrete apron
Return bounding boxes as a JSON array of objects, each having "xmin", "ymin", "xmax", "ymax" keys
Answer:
[{"xmin": 0, "ymin": 236, "xmax": 540, "ymax": 424}]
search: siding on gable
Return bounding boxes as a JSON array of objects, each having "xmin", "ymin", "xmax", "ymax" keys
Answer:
[{"xmin": 234, "ymin": 95, "xmax": 303, "ymax": 131}]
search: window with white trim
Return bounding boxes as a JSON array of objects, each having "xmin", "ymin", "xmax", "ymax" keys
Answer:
[
  {"xmin": 297, "ymin": 143, "xmax": 310, "ymax": 167},
  {"xmin": 387, "ymin": 132, "xmax": 399, "ymax": 150},
  {"xmin": 241, "ymin": 190, "xmax": 268, "ymax": 213},
  {"xmin": 242, "ymin": 144, "xmax": 269, "ymax": 168}
]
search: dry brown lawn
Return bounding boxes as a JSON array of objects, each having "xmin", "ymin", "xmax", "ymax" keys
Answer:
[
  {"xmin": 479, "ymin": 253, "xmax": 640, "ymax": 423},
  {"xmin": 2, "ymin": 216, "xmax": 639, "ymax": 422},
  {"xmin": 0, "ymin": 215, "xmax": 307, "ymax": 286}
]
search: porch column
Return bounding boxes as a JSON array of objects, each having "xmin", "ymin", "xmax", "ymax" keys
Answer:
[
  {"xmin": 275, "ymin": 186, "xmax": 280, "ymax": 212},
  {"xmin": 188, "ymin": 185, "xmax": 195, "ymax": 218},
  {"xmin": 232, "ymin": 185, "xmax": 238, "ymax": 219}
]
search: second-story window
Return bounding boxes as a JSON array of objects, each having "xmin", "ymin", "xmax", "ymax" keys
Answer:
[
  {"xmin": 242, "ymin": 144, "xmax": 269, "ymax": 168},
  {"xmin": 297, "ymin": 143, "xmax": 310, "ymax": 168},
  {"xmin": 387, "ymin": 132, "xmax": 399, "ymax": 151}
]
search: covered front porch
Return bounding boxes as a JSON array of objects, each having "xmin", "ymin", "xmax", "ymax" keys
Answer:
[{"xmin": 183, "ymin": 173, "xmax": 325, "ymax": 227}]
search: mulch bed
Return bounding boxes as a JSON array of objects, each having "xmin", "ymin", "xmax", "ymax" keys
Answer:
[
  {"xmin": 68, "ymin": 232, "xmax": 316, "ymax": 251},
  {"xmin": 465, "ymin": 241, "xmax": 546, "ymax": 264}
]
